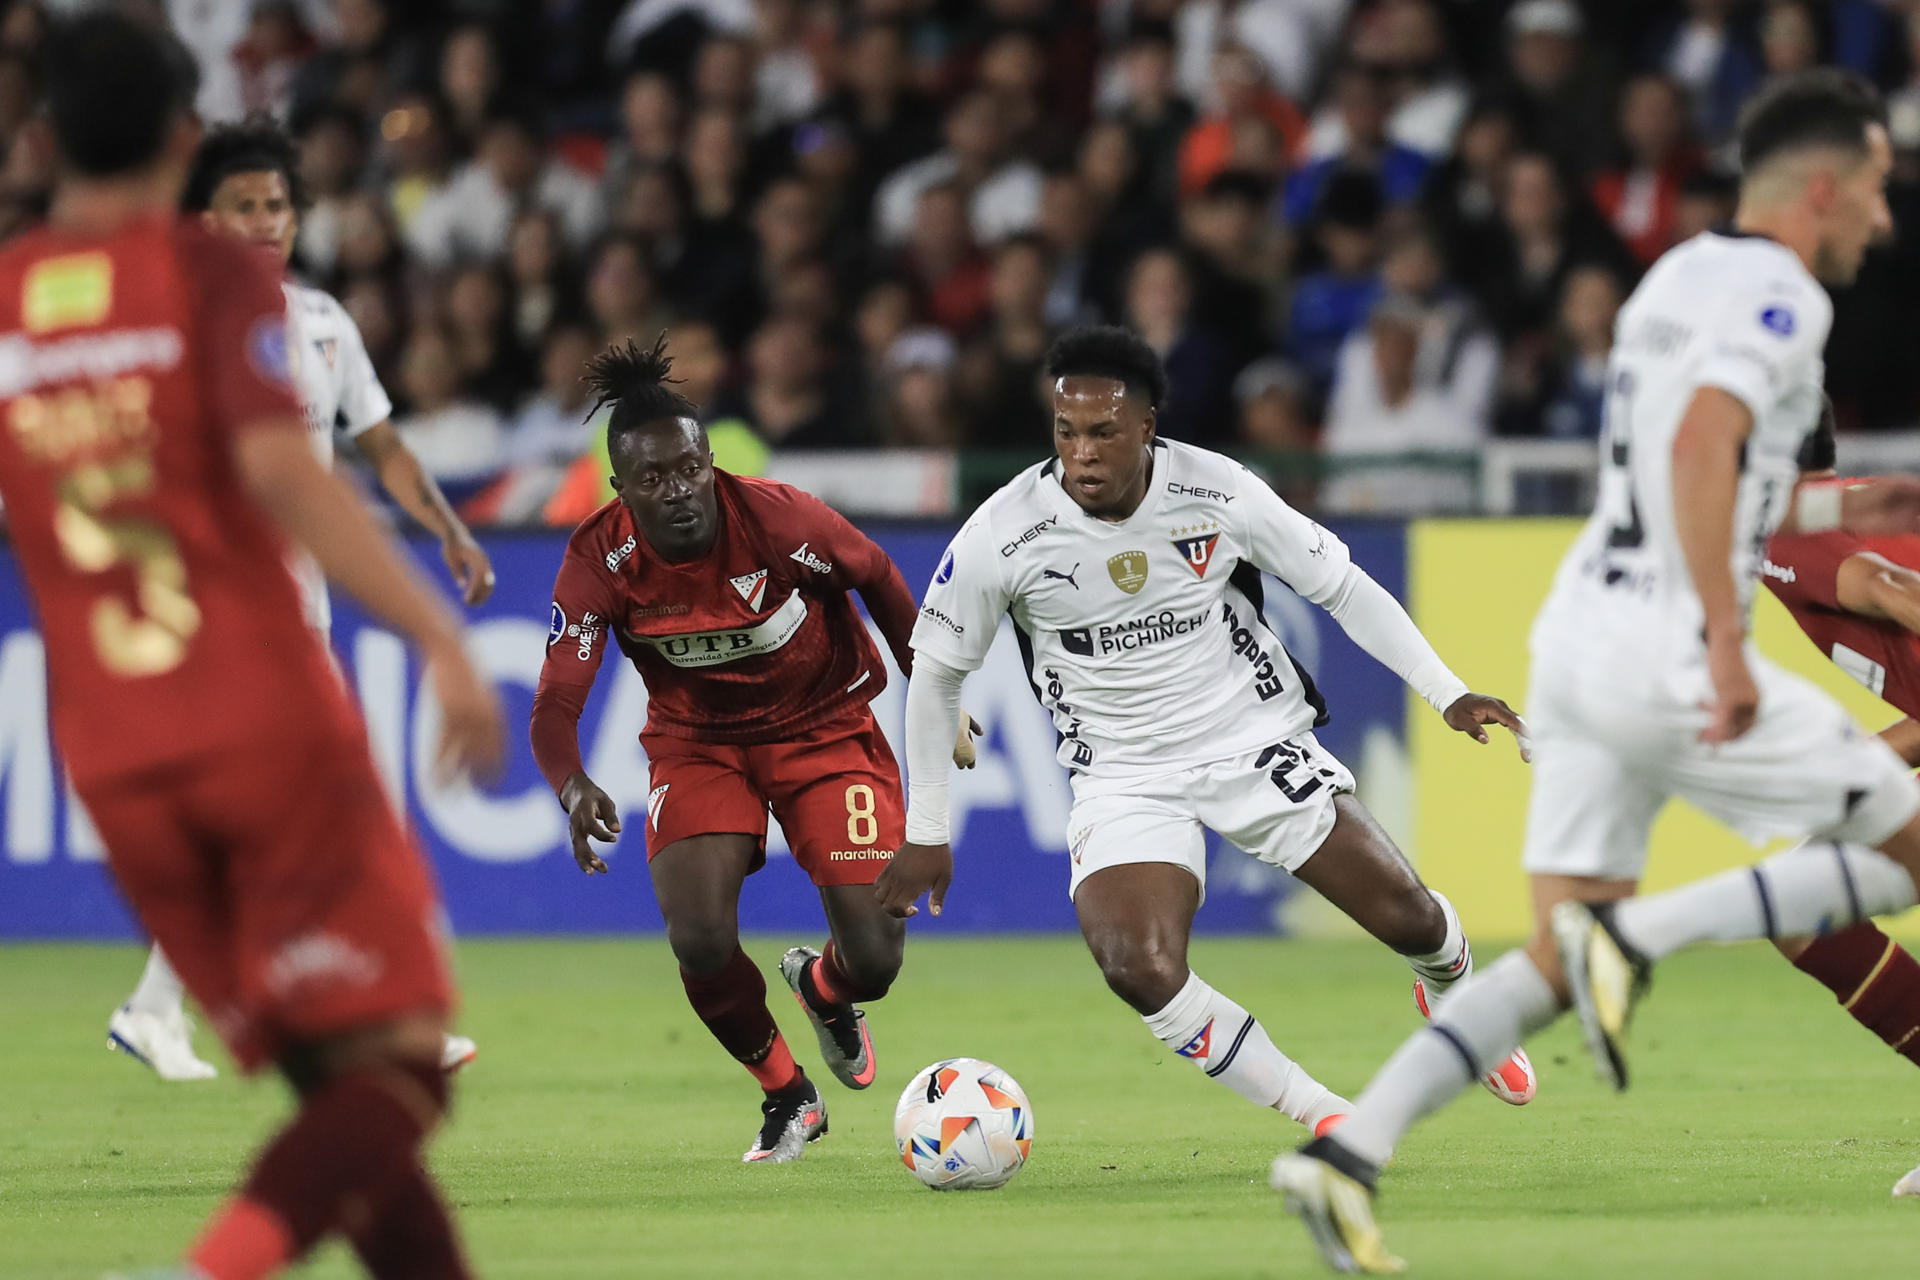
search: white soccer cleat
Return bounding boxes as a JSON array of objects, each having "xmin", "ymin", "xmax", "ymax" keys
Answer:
[
  {"xmin": 1894, "ymin": 1164, "xmax": 1920, "ymax": 1198},
  {"xmin": 107, "ymin": 1005, "xmax": 218, "ymax": 1081},
  {"xmin": 440, "ymin": 1034, "xmax": 478, "ymax": 1073},
  {"xmin": 1272, "ymin": 1148, "xmax": 1404, "ymax": 1274},
  {"xmin": 1552, "ymin": 900, "xmax": 1651, "ymax": 1093}
]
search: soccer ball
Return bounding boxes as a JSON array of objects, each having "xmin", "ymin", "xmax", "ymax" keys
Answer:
[{"xmin": 893, "ymin": 1057, "xmax": 1033, "ymax": 1190}]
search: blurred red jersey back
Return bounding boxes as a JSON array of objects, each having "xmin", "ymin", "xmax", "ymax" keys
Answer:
[{"xmin": 0, "ymin": 214, "xmax": 357, "ymax": 785}]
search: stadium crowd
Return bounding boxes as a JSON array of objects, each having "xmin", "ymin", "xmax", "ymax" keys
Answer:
[{"xmin": 5, "ymin": 0, "xmax": 1920, "ymax": 519}]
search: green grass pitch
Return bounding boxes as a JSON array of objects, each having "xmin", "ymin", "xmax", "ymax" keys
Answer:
[{"xmin": 3, "ymin": 935, "xmax": 1916, "ymax": 1279}]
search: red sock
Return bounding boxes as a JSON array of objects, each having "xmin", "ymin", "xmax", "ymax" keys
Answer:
[
  {"xmin": 1791, "ymin": 922, "xmax": 1920, "ymax": 1066},
  {"xmin": 681, "ymin": 947, "xmax": 804, "ymax": 1093},
  {"xmin": 347, "ymin": 1160, "xmax": 472, "ymax": 1280},
  {"xmin": 808, "ymin": 940, "xmax": 891, "ymax": 1006},
  {"xmin": 188, "ymin": 1060, "xmax": 447, "ymax": 1280}
]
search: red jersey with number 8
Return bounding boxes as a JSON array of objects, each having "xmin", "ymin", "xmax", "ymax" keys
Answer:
[{"xmin": 0, "ymin": 215, "xmax": 357, "ymax": 785}]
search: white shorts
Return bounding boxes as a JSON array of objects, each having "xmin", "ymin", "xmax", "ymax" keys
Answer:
[
  {"xmin": 1064, "ymin": 732, "xmax": 1356, "ymax": 903},
  {"xmin": 1521, "ymin": 651, "xmax": 1919, "ymax": 882}
]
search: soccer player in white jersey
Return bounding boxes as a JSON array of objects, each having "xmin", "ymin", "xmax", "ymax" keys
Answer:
[
  {"xmin": 1275, "ymin": 70, "xmax": 1920, "ymax": 1273},
  {"xmin": 875, "ymin": 325, "xmax": 1537, "ymax": 1140},
  {"xmin": 105, "ymin": 118, "xmax": 494, "ymax": 1080}
]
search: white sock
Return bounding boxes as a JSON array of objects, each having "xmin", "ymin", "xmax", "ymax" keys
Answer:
[
  {"xmin": 1613, "ymin": 842, "xmax": 1919, "ymax": 963},
  {"xmin": 126, "ymin": 946, "xmax": 185, "ymax": 1019},
  {"xmin": 1333, "ymin": 950, "xmax": 1561, "ymax": 1168},
  {"xmin": 1405, "ymin": 889, "xmax": 1473, "ymax": 1010},
  {"xmin": 1144, "ymin": 971, "xmax": 1349, "ymax": 1128}
]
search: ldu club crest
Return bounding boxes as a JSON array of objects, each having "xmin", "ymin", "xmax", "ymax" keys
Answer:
[{"xmin": 1107, "ymin": 550, "xmax": 1148, "ymax": 594}]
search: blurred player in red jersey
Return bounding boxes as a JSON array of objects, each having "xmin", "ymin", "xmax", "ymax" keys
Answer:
[
  {"xmin": 529, "ymin": 336, "xmax": 946, "ymax": 1163},
  {"xmin": 1766, "ymin": 418, "xmax": 1920, "ymax": 1198},
  {"xmin": 0, "ymin": 15, "xmax": 503, "ymax": 1279}
]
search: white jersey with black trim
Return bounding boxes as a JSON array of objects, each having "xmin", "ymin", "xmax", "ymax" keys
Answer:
[
  {"xmin": 912, "ymin": 438, "xmax": 1352, "ymax": 780},
  {"xmin": 282, "ymin": 280, "xmax": 394, "ymax": 631},
  {"xmin": 1531, "ymin": 231, "xmax": 1831, "ymax": 697}
]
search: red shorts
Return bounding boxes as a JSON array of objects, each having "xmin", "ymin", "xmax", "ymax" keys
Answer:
[
  {"xmin": 81, "ymin": 730, "xmax": 453, "ymax": 1073},
  {"xmin": 641, "ymin": 710, "xmax": 905, "ymax": 886}
]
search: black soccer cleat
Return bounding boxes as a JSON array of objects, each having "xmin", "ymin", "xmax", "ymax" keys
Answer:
[
  {"xmin": 780, "ymin": 946, "xmax": 877, "ymax": 1090},
  {"xmin": 742, "ymin": 1076, "xmax": 828, "ymax": 1163}
]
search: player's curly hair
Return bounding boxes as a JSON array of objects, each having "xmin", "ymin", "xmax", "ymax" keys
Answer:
[
  {"xmin": 1044, "ymin": 324, "xmax": 1169, "ymax": 410},
  {"xmin": 586, "ymin": 333, "xmax": 699, "ymax": 441},
  {"xmin": 181, "ymin": 114, "xmax": 307, "ymax": 213}
]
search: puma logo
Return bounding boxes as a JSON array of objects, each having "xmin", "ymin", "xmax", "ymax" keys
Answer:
[{"xmin": 1042, "ymin": 563, "xmax": 1080, "ymax": 589}]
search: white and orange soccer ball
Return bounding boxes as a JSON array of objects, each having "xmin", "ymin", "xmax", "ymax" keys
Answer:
[{"xmin": 893, "ymin": 1057, "xmax": 1033, "ymax": 1190}]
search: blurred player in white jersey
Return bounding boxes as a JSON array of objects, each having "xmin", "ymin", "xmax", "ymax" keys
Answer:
[
  {"xmin": 877, "ymin": 325, "xmax": 1536, "ymax": 1142},
  {"xmin": 107, "ymin": 118, "xmax": 494, "ymax": 1080},
  {"xmin": 1277, "ymin": 70, "xmax": 1920, "ymax": 1273}
]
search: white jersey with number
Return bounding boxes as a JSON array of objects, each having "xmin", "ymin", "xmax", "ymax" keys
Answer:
[
  {"xmin": 912, "ymin": 439, "xmax": 1353, "ymax": 781},
  {"xmin": 1530, "ymin": 231, "xmax": 1830, "ymax": 698},
  {"xmin": 282, "ymin": 280, "xmax": 393, "ymax": 631}
]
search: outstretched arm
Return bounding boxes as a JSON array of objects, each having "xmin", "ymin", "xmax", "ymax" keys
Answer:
[{"xmin": 353, "ymin": 420, "xmax": 495, "ymax": 605}]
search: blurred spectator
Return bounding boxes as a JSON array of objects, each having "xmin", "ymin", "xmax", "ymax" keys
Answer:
[
  {"xmin": 394, "ymin": 326, "xmax": 506, "ymax": 484},
  {"xmin": 1179, "ymin": 170, "xmax": 1279, "ymax": 368},
  {"xmin": 1282, "ymin": 65, "xmax": 1431, "ymax": 228},
  {"xmin": 1178, "ymin": 44, "xmax": 1305, "ymax": 198},
  {"xmin": 958, "ymin": 234, "xmax": 1055, "ymax": 448},
  {"xmin": 408, "ymin": 109, "xmax": 602, "ymax": 268},
  {"xmin": 898, "ymin": 180, "xmax": 992, "ymax": 336},
  {"xmin": 1125, "ymin": 246, "xmax": 1232, "ymax": 444},
  {"xmin": 1420, "ymin": 96, "xmax": 1516, "ymax": 289},
  {"xmin": 602, "ymin": 71, "xmax": 682, "ymax": 203},
  {"xmin": 1233, "ymin": 356, "xmax": 1314, "ymax": 452},
  {"xmin": 713, "ymin": 314, "xmax": 852, "ymax": 448},
  {"xmin": 850, "ymin": 275, "xmax": 916, "ymax": 437},
  {"xmin": 663, "ymin": 318, "xmax": 731, "ymax": 418},
  {"xmin": 375, "ymin": 91, "xmax": 454, "ymax": 238},
  {"xmin": 441, "ymin": 260, "xmax": 531, "ymax": 411},
  {"xmin": 685, "ymin": 106, "xmax": 748, "ymax": 224},
  {"xmin": 1322, "ymin": 294, "xmax": 1487, "ymax": 515},
  {"xmin": 1035, "ymin": 169, "xmax": 1102, "ymax": 328},
  {"xmin": 692, "ymin": 33, "xmax": 755, "ymax": 117},
  {"xmin": 817, "ymin": 21, "xmax": 941, "ymax": 222},
  {"xmin": 585, "ymin": 234, "xmax": 675, "ymax": 349},
  {"xmin": 504, "ymin": 321, "xmax": 603, "ymax": 469},
  {"xmin": 1760, "ymin": 0, "xmax": 1823, "ymax": 83},
  {"xmin": 1287, "ymin": 170, "xmax": 1385, "ymax": 392},
  {"xmin": 874, "ymin": 89, "xmax": 1042, "ymax": 247},
  {"xmin": 1538, "ymin": 264, "xmax": 1624, "ymax": 441},
  {"xmin": 288, "ymin": 0, "xmax": 417, "ymax": 125},
  {"xmin": 234, "ymin": 2, "xmax": 316, "ymax": 119},
  {"xmin": 1648, "ymin": 0, "xmax": 1763, "ymax": 145},
  {"xmin": 1499, "ymin": 0, "xmax": 1612, "ymax": 178},
  {"xmin": 1474, "ymin": 150, "xmax": 1635, "ymax": 346},
  {"xmin": 879, "ymin": 327, "xmax": 963, "ymax": 446},
  {"xmin": 292, "ymin": 106, "xmax": 365, "ymax": 277},
  {"xmin": 977, "ymin": 28, "xmax": 1058, "ymax": 161},
  {"xmin": 340, "ymin": 274, "xmax": 406, "ymax": 388},
  {"xmin": 1590, "ymin": 75, "xmax": 1702, "ymax": 267},
  {"xmin": 1106, "ymin": 20, "xmax": 1194, "ymax": 207},
  {"xmin": 505, "ymin": 209, "xmax": 576, "ymax": 353},
  {"xmin": 1308, "ymin": 0, "xmax": 1468, "ymax": 162},
  {"xmin": 1889, "ymin": 13, "xmax": 1920, "ymax": 132},
  {"xmin": 1161, "ymin": 0, "xmax": 1336, "ymax": 108},
  {"xmin": 439, "ymin": 23, "xmax": 501, "ymax": 152},
  {"xmin": 332, "ymin": 190, "xmax": 405, "ymax": 281},
  {"xmin": 1078, "ymin": 118, "xmax": 1173, "ymax": 318},
  {"xmin": 747, "ymin": 0, "xmax": 823, "ymax": 132},
  {"xmin": 1378, "ymin": 222, "xmax": 1498, "ymax": 430}
]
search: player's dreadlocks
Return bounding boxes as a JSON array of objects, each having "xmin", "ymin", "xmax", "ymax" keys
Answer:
[
  {"xmin": 181, "ymin": 115, "xmax": 307, "ymax": 213},
  {"xmin": 1044, "ymin": 325, "xmax": 1170, "ymax": 410},
  {"xmin": 585, "ymin": 333, "xmax": 700, "ymax": 444}
]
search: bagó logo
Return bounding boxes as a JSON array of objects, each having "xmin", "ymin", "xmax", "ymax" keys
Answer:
[
  {"xmin": 730, "ymin": 568, "xmax": 769, "ymax": 610},
  {"xmin": 1171, "ymin": 529, "xmax": 1220, "ymax": 578},
  {"xmin": 1107, "ymin": 550, "xmax": 1148, "ymax": 595},
  {"xmin": 789, "ymin": 542, "xmax": 833, "ymax": 574},
  {"xmin": 605, "ymin": 535, "xmax": 637, "ymax": 572}
]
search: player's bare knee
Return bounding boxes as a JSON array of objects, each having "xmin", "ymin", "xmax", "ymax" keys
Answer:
[
  {"xmin": 667, "ymin": 922, "xmax": 739, "ymax": 976},
  {"xmin": 1374, "ymin": 888, "xmax": 1447, "ymax": 957},
  {"xmin": 1096, "ymin": 944, "xmax": 1185, "ymax": 1015},
  {"xmin": 836, "ymin": 930, "xmax": 904, "ymax": 997}
]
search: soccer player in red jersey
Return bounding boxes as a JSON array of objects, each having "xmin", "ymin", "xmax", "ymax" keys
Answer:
[
  {"xmin": 0, "ymin": 15, "xmax": 503, "ymax": 1278},
  {"xmin": 529, "ymin": 336, "xmax": 928, "ymax": 1163}
]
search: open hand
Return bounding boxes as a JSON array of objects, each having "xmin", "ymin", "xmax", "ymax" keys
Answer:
[
  {"xmin": 874, "ymin": 841, "xmax": 953, "ymax": 918},
  {"xmin": 1700, "ymin": 635, "xmax": 1759, "ymax": 745},
  {"xmin": 1443, "ymin": 692, "xmax": 1530, "ymax": 762}
]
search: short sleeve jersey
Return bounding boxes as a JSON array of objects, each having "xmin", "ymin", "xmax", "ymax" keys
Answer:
[
  {"xmin": 1534, "ymin": 232, "xmax": 1831, "ymax": 684},
  {"xmin": 282, "ymin": 280, "xmax": 393, "ymax": 631},
  {"xmin": 1766, "ymin": 527, "xmax": 1920, "ymax": 717},
  {"xmin": 912, "ymin": 438, "xmax": 1352, "ymax": 780},
  {"xmin": 538, "ymin": 473, "xmax": 899, "ymax": 745},
  {"xmin": 0, "ymin": 217, "xmax": 358, "ymax": 785}
]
